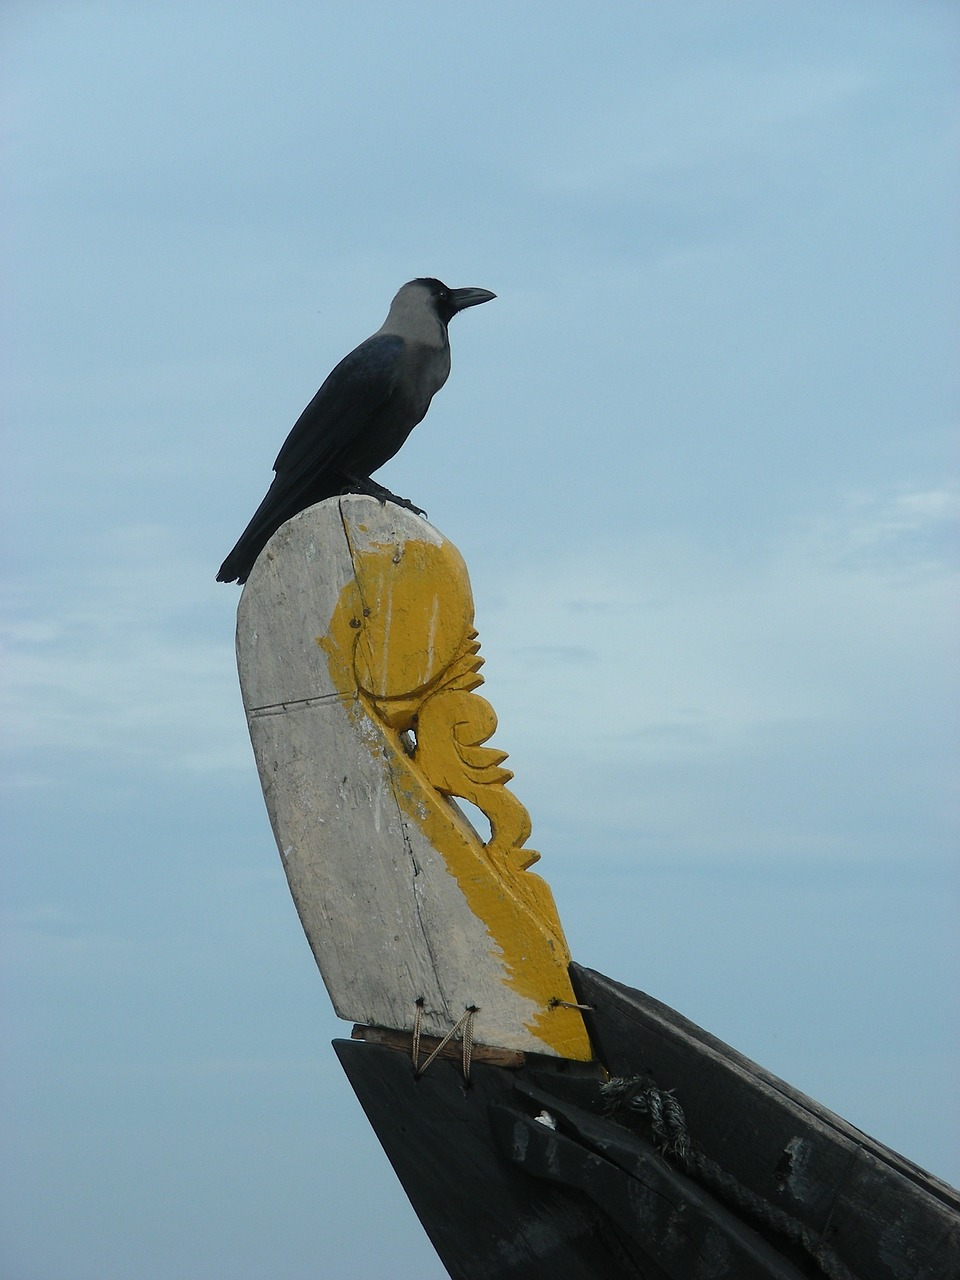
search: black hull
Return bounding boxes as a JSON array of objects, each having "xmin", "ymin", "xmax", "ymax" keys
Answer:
[{"xmin": 335, "ymin": 963, "xmax": 959, "ymax": 1279}]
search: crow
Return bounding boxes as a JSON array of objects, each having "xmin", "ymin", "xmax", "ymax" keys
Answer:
[{"xmin": 217, "ymin": 277, "xmax": 495, "ymax": 584}]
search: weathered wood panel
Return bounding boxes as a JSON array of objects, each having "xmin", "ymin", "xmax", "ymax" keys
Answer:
[{"xmin": 235, "ymin": 496, "xmax": 590, "ymax": 1058}]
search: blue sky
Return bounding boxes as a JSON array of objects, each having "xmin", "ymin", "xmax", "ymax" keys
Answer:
[{"xmin": 2, "ymin": 4, "xmax": 958, "ymax": 1277}]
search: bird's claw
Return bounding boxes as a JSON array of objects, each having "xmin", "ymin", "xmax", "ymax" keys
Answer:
[
  {"xmin": 391, "ymin": 494, "xmax": 427, "ymax": 517},
  {"xmin": 343, "ymin": 478, "xmax": 426, "ymax": 519}
]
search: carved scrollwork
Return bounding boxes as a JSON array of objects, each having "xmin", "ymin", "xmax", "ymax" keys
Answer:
[
  {"xmin": 320, "ymin": 529, "xmax": 540, "ymax": 877},
  {"xmin": 415, "ymin": 685, "xmax": 538, "ymax": 871}
]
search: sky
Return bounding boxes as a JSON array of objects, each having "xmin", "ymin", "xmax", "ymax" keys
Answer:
[{"xmin": 2, "ymin": 3, "xmax": 958, "ymax": 1277}]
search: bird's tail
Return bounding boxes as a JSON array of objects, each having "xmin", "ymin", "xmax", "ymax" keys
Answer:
[
  {"xmin": 217, "ymin": 479, "xmax": 296, "ymax": 584},
  {"xmin": 216, "ymin": 471, "xmax": 340, "ymax": 584},
  {"xmin": 216, "ymin": 539, "xmax": 261, "ymax": 585}
]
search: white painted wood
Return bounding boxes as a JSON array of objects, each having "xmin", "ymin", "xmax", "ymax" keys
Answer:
[{"xmin": 236, "ymin": 496, "xmax": 579, "ymax": 1056}]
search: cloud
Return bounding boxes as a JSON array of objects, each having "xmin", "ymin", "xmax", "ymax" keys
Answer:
[
  {"xmin": 817, "ymin": 483, "xmax": 960, "ymax": 568},
  {"xmin": 1, "ymin": 524, "xmax": 246, "ymax": 781}
]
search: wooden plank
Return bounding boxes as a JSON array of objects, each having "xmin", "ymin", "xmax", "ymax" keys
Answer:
[
  {"xmin": 571, "ymin": 963, "xmax": 960, "ymax": 1280},
  {"xmin": 235, "ymin": 496, "xmax": 591, "ymax": 1058},
  {"xmin": 351, "ymin": 1023, "xmax": 526, "ymax": 1069}
]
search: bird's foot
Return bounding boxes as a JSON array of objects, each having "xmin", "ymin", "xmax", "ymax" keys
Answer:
[
  {"xmin": 387, "ymin": 492, "xmax": 427, "ymax": 517},
  {"xmin": 343, "ymin": 477, "xmax": 426, "ymax": 518}
]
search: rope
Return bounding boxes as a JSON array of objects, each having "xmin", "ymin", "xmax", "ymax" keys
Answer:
[
  {"xmin": 411, "ymin": 997, "xmax": 424, "ymax": 1071},
  {"xmin": 460, "ymin": 1006, "xmax": 477, "ymax": 1082},
  {"xmin": 413, "ymin": 1005, "xmax": 480, "ymax": 1080},
  {"xmin": 601, "ymin": 1075, "xmax": 857, "ymax": 1280}
]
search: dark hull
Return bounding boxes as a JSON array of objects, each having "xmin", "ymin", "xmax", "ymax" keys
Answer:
[{"xmin": 336, "ymin": 963, "xmax": 960, "ymax": 1280}]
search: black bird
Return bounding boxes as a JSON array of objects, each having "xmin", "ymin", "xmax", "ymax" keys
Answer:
[{"xmin": 216, "ymin": 277, "xmax": 495, "ymax": 584}]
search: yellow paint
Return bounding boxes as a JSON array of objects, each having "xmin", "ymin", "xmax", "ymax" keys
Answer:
[{"xmin": 318, "ymin": 514, "xmax": 592, "ymax": 1060}]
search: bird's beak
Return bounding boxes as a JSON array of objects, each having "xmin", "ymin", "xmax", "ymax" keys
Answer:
[{"xmin": 448, "ymin": 287, "xmax": 496, "ymax": 313}]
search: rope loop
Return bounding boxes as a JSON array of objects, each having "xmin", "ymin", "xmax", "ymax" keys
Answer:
[{"xmin": 412, "ymin": 1004, "xmax": 480, "ymax": 1081}]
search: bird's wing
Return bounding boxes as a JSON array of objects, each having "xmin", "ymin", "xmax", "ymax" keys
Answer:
[
  {"xmin": 216, "ymin": 333, "xmax": 407, "ymax": 584},
  {"xmin": 272, "ymin": 333, "xmax": 405, "ymax": 478}
]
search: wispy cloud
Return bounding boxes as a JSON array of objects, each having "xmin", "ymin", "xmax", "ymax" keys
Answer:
[
  {"xmin": 814, "ymin": 483, "xmax": 960, "ymax": 569},
  {"xmin": 1, "ymin": 525, "xmax": 246, "ymax": 780}
]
